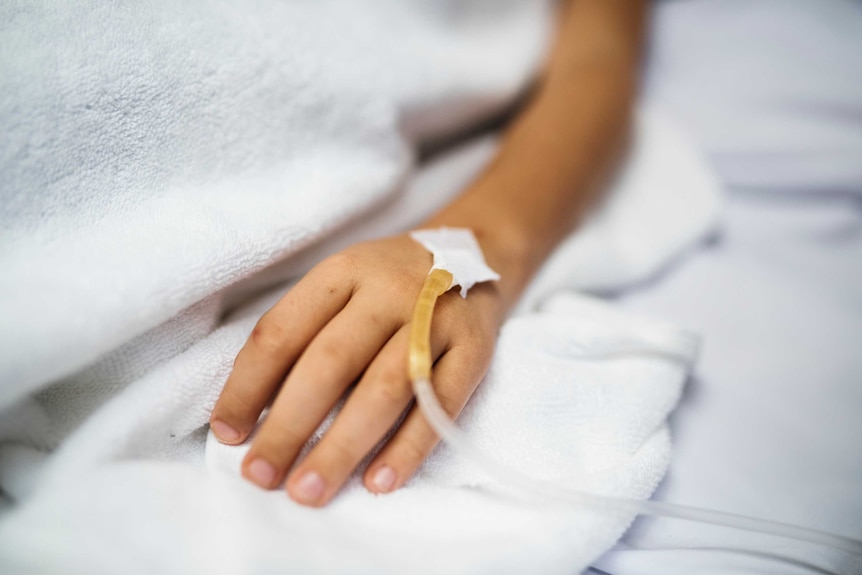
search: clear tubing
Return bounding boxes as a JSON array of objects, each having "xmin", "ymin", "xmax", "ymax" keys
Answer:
[{"xmin": 408, "ymin": 273, "xmax": 862, "ymax": 557}]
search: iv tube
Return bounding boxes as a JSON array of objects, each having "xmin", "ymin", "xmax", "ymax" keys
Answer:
[{"xmin": 407, "ymin": 270, "xmax": 862, "ymax": 557}]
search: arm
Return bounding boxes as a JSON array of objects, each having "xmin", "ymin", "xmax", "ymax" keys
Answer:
[
  {"xmin": 426, "ymin": 0, "xmax": 646, "ymax": 311},
  {"xmin": 210, "ymin": 0, "xmax": 647, "ymax": 507}
]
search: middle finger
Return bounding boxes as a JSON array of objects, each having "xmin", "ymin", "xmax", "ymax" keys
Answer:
[{"xmin": 241, "ymin": 297, "xmax": 398, "ymax": 489}]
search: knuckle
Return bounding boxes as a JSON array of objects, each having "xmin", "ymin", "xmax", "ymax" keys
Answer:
[
  {"xmin": 323, "ymin": 250, "xmax": 362, "ymax": 275},
  {"xmin": 322, "ymin": 437, "xmax": 361, "ymax": 468},
  {"xmin": 316, "ymin": 339, "xmax": 342, "ymax": 361},
  {"xmin": 369, "ymin": 369, "xmax": 410, "ymax": 405},
  {"xmin": 397, "ymin": 434, "xmax": 431, "ymax": 464},
  {"xmin": 248, "ymin": 316, "xmax": 289, "ymax": 355},
  {"xmin": 361, "ymin": 280, "xmax": 408, "ymax": 314},
  {"xmin": 257, "ymin": 417, "xmax": 307, "ymax": 454},
  {"xmin": 388, "ymin": 271, "xmax": 418, "ymax": 298},
  {"xmin": 218, "ymin": 384, "xmax": 259, "ymax": 418},
  {"xmin": 308, "ymin": 341, "xmax": 344, "ymax": 380}
]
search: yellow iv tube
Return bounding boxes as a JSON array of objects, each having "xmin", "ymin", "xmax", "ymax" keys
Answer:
[{"xmin": 408, "ymin": 269, "xmax": 452, "ymax": 382}]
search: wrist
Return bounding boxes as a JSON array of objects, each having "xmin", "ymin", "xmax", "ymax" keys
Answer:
[{"xmin": 420, "ymin": 209, "xmax": 539, "ymax": 313}]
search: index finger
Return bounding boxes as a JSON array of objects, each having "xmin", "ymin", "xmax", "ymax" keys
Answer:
[{"xmin": 210, "ymin": 256, "xmax": 355, "ymax": 444}]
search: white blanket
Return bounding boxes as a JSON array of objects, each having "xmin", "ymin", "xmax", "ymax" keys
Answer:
[{"xmin": 0, "ymin": 2, "xmax": 721, "ymax": 573}]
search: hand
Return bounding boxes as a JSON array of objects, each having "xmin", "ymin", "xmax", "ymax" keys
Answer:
[
  {"xmin": 209, "ymin": 234, "xmax": 505, "ymax": 506},
  {"xmin": 208, "ymin": 0, "xmax": 643, "ymax": 505}
]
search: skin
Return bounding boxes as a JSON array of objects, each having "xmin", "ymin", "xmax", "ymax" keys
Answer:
[{"xmin": 210, "ymin": 0, "xmax": 647, "ymax": 507}]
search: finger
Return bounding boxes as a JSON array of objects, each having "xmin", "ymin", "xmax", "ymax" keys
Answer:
[
  {"xmin": 242, "ymin": 297, "xmax": 399, "ymax": 489},
  {"xmin": 285, "ymin": 323, "xmax": 448, "ymax": 506},
  {"xmin": 210, "ymin": 258, "xmax": 354, "ymax": 444},
  {"xmin": 363, "ymin": 345, "xmax": 486, "ymax": 494}
]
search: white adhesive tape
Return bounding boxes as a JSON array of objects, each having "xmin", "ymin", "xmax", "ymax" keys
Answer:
[{"xmin": 410, "ymin": 227, "xmax": 500, "ymax": 298}]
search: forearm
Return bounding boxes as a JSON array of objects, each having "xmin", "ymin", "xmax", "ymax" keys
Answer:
[{"xmin": 423, "ymin": 0, "xmax": 647, "ymax": 311}]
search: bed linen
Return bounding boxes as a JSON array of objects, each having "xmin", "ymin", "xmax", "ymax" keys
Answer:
[
  {"xmin": 0, "ymin": 2, "xmax": 722, "ymax": 573},
  {"xmin": 594, "ymin": 191, "xmax": 862, "ymax": 575},
  {"xmin": 4, "ymin": 0, "xmax": 858, "ymax": 572},
  {"xmin": 0, "ymin": 113, "xmax": 718, "ymax": 574},
  {"xmin": 0, "ymin": 107, "xmax": 719, "ymax": 574},
  {"xmin": 594, "ymin": 1, "xmax": 862, "ymax": 573}
]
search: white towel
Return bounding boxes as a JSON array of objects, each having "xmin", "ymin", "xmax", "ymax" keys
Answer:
[
  {"xmin": 0, "ymin": 109, "xmax": 718, "ymax": 574},
  {"xmin": 0, "ymin": 1, "xmax": 721, "ymax": 572},
  {"xmin": 0, "ymin": 0, "xmax": 554, "ymax": 404},
  {"xmin": 0, "ymin": 290, "xmax": 699, "ymax": 575}
]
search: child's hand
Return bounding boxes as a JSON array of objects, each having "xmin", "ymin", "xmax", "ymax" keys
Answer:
[
  {"xmin": 209, "ymin": 234, "xmax": 506, "ymax": 506},
  {"xmin": 208, "ymin": 0, "xmax": 645, "ymax": 506}
]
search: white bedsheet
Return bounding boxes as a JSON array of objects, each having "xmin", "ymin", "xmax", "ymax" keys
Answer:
[
  {"xmin": 594, "ymin": 1, "xmax": 862, "ymax": 573},
  {"xmin": 594, "ymin": 191, "xmax": 862, "ymax": 575}
]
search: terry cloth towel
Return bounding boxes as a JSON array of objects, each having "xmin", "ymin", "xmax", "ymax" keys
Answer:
[
  {"xmin": 0, "ymin": 1, "xmax": 720, "ymax": 573},
  {"xmin": 0, "ymin": 290, "xmax": 699, "ymax": 575}
]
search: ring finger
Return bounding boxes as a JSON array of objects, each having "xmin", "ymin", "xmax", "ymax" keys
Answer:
[{"xmin": 285, "ymin": 321, "xmax": 449, "ymax": 506}]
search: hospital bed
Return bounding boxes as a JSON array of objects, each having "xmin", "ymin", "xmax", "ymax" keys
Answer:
[{"xmin": 0, "ymin": 1, "xmax": 860, "ymax": 573}]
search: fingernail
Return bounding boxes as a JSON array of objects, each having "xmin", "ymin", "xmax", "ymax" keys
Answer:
[
  {"xmin": 211, "ymin": 419, "xmax": 240, "ymax": 442},
  {"xmin": 371, "ymin": 466, "xmax": 396, "ymax": 493},
  {"xmin": 247, "ymin": 458, "xmax": 277, "ymax": 488},
  {"xmin": 291, "ymin": 471, "xmax": 325, "ymax": 505}
]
